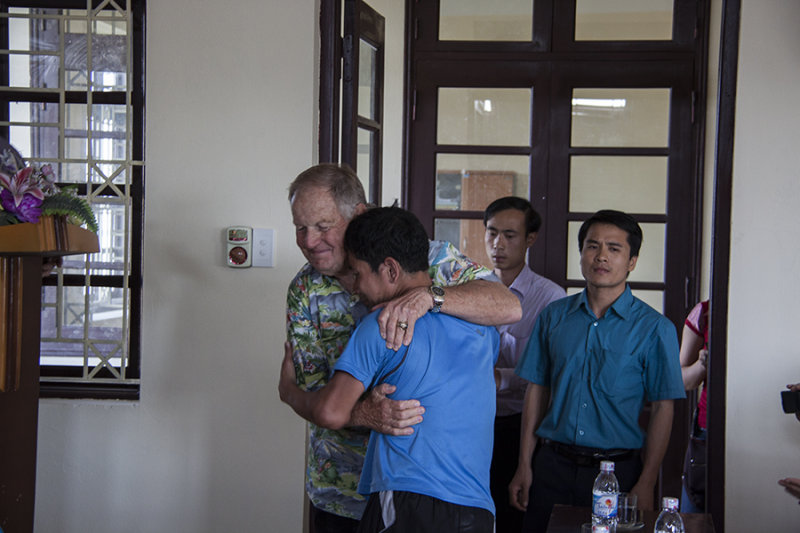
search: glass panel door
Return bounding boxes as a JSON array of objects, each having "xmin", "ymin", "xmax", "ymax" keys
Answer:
[
  {"xmin": 342, "ymin": 0, "xmax": 385, "ymax": 203},
  {"xmin": 404, "ymin": 0, "xmax": 707, "ymax": 510},
  {"xmin": 407, "ymin": 60, "xmax": 550, "ymax": 270}
]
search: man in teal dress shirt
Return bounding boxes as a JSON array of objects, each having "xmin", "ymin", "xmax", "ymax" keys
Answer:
[{"xmin": 508, "ymin": 209, "xmax": 685, "ymax": 533}]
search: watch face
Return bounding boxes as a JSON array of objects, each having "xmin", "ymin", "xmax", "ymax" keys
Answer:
[{"xmin": 430, "ymin": 285, "xmax": 445, "ymax": 309}]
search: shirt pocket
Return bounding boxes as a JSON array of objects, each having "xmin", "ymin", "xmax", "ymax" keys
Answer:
[{"xmin": 594, "ymin": 348, "xmax": 641, "ymax": 397}]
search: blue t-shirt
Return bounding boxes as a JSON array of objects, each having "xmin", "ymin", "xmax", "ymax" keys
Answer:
[
  {"xmin": 335, "ymin": 309, "xmax": 499, "ymax": 514},
  {"xmin": 515, "ymin": 286, "xmax": 685, "ymax": 450}
]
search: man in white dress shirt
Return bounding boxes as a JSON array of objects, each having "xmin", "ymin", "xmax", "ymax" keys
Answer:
[{"xmin": 483, "ymin": 196, "xmax": 565, "ymax": 532}]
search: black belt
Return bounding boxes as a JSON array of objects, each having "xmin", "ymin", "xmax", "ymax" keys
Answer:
[{"xmin": 542, "ymin": 438, "xmax": 637, "ymax": 467}]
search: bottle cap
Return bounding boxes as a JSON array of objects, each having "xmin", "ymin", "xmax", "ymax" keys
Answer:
[
  {"xmin": 600, "ymin": 460, "xmax": 615, "ymax": 472},
  {"xmin": 661, "ymin": 496, "xmax": 679, "ymax": 510}
]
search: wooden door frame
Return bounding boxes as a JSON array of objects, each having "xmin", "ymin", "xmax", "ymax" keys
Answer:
[{"xmin": 707, "ymin": 1, "xmax": 741, "ymax": 530}]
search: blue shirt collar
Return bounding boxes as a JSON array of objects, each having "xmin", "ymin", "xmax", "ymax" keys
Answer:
[{"xmin": 570, "ymin": 285, "xmax": 633, "ymax": 320}]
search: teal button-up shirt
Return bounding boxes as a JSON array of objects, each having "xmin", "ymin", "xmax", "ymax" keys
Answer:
[{"xmin": 515, "ymin": 286, "xmax": 685, "ymax": 450}]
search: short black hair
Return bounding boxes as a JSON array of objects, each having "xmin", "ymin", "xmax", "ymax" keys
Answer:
[
  {"xmin": 344, "ymin": 207, "xmax": 429, "ymax": 274},
  {"xmin": 577, "ymin": 209, "xmax": 643, "ymax": 258},
  {"xmin": 483, "ymin": 196, "xmax": 542, "ymax": 235}
]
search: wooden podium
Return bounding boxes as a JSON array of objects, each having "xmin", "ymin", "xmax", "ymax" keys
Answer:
[{"xmin": 0, "ymin": 216, "xmax": 99, "ymax": 533}]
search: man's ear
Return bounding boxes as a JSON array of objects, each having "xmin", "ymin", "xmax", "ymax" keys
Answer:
[
  {"xmin": 627, "ymin": 254, "xmax": 638, "ymax": 273},
  {"xmin": 353, "ymin": 203, "xmax": 368, "ymax": 217},
  {"xmin": 526, "ymin": 231, "xmax": 538, "ymax": 249},
  {"xmin": 382, "ymin": 257, "xmax": 402, "ymax": 283}
]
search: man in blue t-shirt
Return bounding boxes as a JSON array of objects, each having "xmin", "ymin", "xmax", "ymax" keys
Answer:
[
  {"xmin": 281, "ymin": 206, "xmax": 499, "ymax": 533},
  {"xmin": 508, "ymin": 210, "xmax": 685, "ymax": 533}
]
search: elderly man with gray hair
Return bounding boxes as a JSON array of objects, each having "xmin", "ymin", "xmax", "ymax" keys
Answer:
[{"xmin": 279, "ymin": 163, "xmax": 521, "ymax": 532}]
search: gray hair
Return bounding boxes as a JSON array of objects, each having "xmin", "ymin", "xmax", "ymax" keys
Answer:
[{"xmin": 288, "ymin": 163, "xmax": 367, "ymax": 220}]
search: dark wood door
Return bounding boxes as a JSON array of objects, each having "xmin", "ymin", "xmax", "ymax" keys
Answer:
[{"xmin": 1, "ymin": 256, "xmax": 44, "ymax": 533}]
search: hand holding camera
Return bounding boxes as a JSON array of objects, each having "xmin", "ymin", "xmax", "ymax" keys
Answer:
[{"xmin": 781, "ymin": 383, "xmax": 800, "ymax": 422}]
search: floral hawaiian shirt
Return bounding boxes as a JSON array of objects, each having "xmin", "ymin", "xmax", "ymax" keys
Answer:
[{"xmin": 286, "ymin": 240, "xmax": 497, "ymax": 519}]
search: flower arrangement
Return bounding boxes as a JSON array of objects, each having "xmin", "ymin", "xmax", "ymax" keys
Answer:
[{"xmin": 0, "ymin": 142, "xmax": 98, "ymax": 233}]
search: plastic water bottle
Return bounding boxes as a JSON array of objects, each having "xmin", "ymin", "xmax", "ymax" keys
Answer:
[
  {"xmin": 592, "ymin": 460, "xmax": 619, "ymax": 530},
  {"xmin": 654, "ymin": 497, "xmax": 685, "ymax": 533}
]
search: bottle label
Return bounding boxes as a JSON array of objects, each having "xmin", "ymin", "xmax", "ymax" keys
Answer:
[{"xmin": 592, "ymin": 492, "xmax": 618, "ymax": 518}]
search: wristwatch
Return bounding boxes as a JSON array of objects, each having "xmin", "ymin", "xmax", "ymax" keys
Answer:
[{"xmin": 429, "ymin": 285, "xmax": 445, "ymax": 313}]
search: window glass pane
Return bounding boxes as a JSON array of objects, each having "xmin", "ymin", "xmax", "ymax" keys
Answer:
[
  {"xmin": 9, "ymin": 125, "xmax": 60, "ymax": 159},
  {"xmin": 89, "ymin": 16, "xmax": 128, "ymax": 91},
  {"xmin": 9, "ymin": 51, "xmax": 61, "ymax": 89},
  {"xmin": 87, "ymin": 340, "xmax": 126, "ymax": 376},
  {"xmin": 357, "ymin": 127, "xmax": 373, "ymax": 200},
  {"xmin": 59, "ymin": 199, "xmax": 128, "ymax": 275},
  {"xmin": 28, "ymin": 103, "xmax": 128, "ymax": 184},
  {"xmin": 66, "ymin": 102, "xmax": 88, "ymax": 130},
  {"xmin": 569, "ymin": 156, "xmax": 667, "ymax": 214},
  {"xmin": 438, "ymin": 88, "xmax": 531, "ymax": 146},
  {"xmin": 61, "ymin": 162, "xmax": 89, "ymax": 184},
  {"xmin": 439, "ymin": 0, "xmax": 532, "ymax": 41},
  {"xmin": 91, "ymin": 104, "xmax": 128, "ymax": 159},
  {"xmin": 566, "ymin": 221, "xmax": 665, "ymax": 283},
  {"xmin": 571, "ymin": 88, "xmax": 671, "ymax": 147},
  {"xmin": 631, "ymin": 289, "xmax": 664, "ymax": 312},
  {"xmin": 575, "ymin": 0, "xmax": 674, "ymax": 41},
  {"xmin": 7, "ymin": 10, "xmax": 60, "ymax": 89},
  {"xmin": 434, "ymin": 218, "xmax": 461, "ymax": 248},
  {"xmin": 5, "ymin": 9, "xmax": 126, "ymax": 91},
  {"xmin": 60, "ymin": 285, "xmax": 87, "ymax": 339},
  {"xmin": 435, "ymin": 154, "xmax": 529, "ymax": 210},
  {"xmin": 41, "ymin": 284, "xmax": 126, "ymax": 369},
  {"xmin": 90, "ymin": 201, "xmax": 129, "ymax": 275},
  {"xmin": 90, "ymin": 164, "xmax": 127, "ymax": 187},
  {"xmin": 358, "ymin": 39, "xmax": 377, "ymax": 120},
  {"xmin": 88, "ymin": 285, "xmax": 125, "ymax": 334},
  {"xmin": 434, "ymin": 217, "xmax": 492, "ymax": 268},
  {"xmin": 91, "ymin": 104, "xmax": 126, "ymax": 140},
  {"xmin": 435, "ymin": 169, "xmax": 515, "ymax": 213}
]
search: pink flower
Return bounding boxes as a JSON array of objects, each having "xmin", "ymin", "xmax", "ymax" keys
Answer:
[{"xmin": 0, "ymin": 167, "xmax": 44, "ymax": 208}]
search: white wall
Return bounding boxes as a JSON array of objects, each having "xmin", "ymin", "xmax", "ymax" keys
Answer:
[
  {"xmin": 725, "ymin": 0, "xmax": 800, "ymax": 530},
  {"xmin": 35, "ymin": 1, "xmax": 316, "ymax": 531}
]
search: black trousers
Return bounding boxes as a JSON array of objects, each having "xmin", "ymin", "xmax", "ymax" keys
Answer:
[
  {"xmin": 309, "ymin": 503, "xmax": 359, "ymax": 533},
  {"xmin": 521, "ymin": 442, "xmax": 642, "ymax": 533},
  {"xmin": 491, "ymin": 413, "xmax": 526, "ymax": 533},
  {"xmin": 358, "ymin": 491, "xmax": 494, "ymax": 533}
]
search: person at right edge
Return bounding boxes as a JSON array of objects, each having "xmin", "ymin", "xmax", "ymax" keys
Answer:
[
  {"xmin": 679, "ymin": 299, "xmax": 709, "ymax": 512},
  {"xmin": 508, "ymin": 209, "xmax": 685, "ymax": 533}
]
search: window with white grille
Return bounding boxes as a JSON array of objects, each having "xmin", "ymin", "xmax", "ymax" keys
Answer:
[{"xmin": 1, "ymin": 0, "xmax": 144, "ymax": 399}]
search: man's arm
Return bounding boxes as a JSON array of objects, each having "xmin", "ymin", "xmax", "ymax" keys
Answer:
[
  {"xmin": 349, "ymin": 382, "xmax": 425, "ymax": 434},
  {"xmin": 630, "ymin": 399, "xmax": 674, "ymax": 511},
  {"xmin": 278, "ymin": 342, "xmax": 424, "ymax": 435},
  {"xmin": 679, "ymin": 324, "xmax": 707, "ymax": 391},
  {"xmin": 377, "ymin": 280, "xmax": 521, "ymax": 350},
  {"xmin": 278, "ymin": 346, "xmax": 366, "ymax": 430},
  {"xmin": 508, "ymin": 382, "xmax": 550, "ymax": 511}
]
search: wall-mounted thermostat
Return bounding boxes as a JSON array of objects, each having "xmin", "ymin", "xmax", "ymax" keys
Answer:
[{"xmin": 226, "ymin": 226, "xmax": 252, "ymax": 268}]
